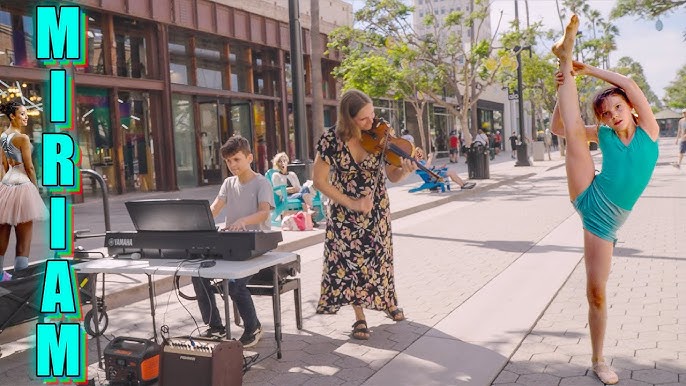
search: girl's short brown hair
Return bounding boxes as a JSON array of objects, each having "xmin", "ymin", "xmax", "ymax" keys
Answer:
[
  {"xmin": 336, "ymin": 89, "xmax": 372, "ymax": 142},
  {"xmin": 592, "ymin": 87, "xmax": 633, "ymax": 122}
]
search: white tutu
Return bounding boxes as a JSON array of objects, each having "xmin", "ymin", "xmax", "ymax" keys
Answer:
[{"xmin": 0, "ymin": 165, "xmax": 48, "ymax": 225}]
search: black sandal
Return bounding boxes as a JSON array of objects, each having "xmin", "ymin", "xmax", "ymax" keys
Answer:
[
  {"xmin": 351, "ymin": 320, "xmax": 369, "ymax": 340},
  {"xmin": 385, "ymin": 307, "xmax": 405, "ymax": 321}
]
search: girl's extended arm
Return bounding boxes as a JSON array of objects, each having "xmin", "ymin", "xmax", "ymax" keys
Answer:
[
  {"xmin": 552, "ymin": 69, "xmax": 599, "ymax": 142},
  {"xmin": 575, "ymin": 61, "xmax": 659, "ymax": 140}
]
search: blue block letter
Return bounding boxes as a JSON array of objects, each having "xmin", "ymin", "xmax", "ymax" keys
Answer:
[
  {"xmin": 41, "ymin": 260, "xmax": 76, "ymax": 314},
  {"xmin": 36, "ymin": 6, "xmax": 82, "ymax": 60},
  {"xmin": 49, "ymin": 197, "xmax": 68, "ymax": 251},
  {"xmin": 49, "ymin": 69, "xmax": 67, "ymax": 123},
  {"xmin": 36, "ymin": 323, "xmax": 82, "ymax": 377}
]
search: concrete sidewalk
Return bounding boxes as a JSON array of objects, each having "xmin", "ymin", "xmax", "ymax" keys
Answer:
[{"xmin": 1, "ymin": 140, "xmax": 683, "ymax": 385}]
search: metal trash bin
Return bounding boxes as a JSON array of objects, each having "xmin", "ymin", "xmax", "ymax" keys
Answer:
[{"xmin": 467, "ymin": 143, "xmax": 490, "ymax": 179}]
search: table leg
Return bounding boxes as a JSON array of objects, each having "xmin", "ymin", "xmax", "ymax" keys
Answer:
[
  {"xmin": 272, "ymin": 267, "xmax": 282, "ymax": 359},
  {"xmin": 222, "ymin": 279, "xmax": 231, "ymax": 339},
  {"xmin": 147, "ymin": 274, "xmax": 158, "ymax": 343},
  {"xmin": 89, "ymin": 273, "xmax": 103, "ymax": 369}
]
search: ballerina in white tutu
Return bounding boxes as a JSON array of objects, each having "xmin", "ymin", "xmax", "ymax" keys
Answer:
[{"xmin": 0, "ymin": 101, "xmax": 47, "ymax": 273}]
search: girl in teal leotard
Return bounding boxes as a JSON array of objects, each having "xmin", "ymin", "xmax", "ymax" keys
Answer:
[{"xmin": 550, "ymin": 15, "xmax": 659, "ymax": 385}]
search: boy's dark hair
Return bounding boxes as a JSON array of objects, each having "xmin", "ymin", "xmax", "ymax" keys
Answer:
[{"xmin": 220, "ymin": 135, "xmax": 251, "ymax": 158}]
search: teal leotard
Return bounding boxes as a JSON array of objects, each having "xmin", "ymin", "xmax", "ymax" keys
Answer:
[{"xmin": 573, "ymin": 125, "xmax": 658, "ymax": 242}]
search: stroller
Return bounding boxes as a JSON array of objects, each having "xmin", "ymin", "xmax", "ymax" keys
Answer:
[
  {"xmin": 0, "ymin": 263, "xmax": 46, "ymax": 336},
  {"xmin": 0, "ymin": 259, "xmax": 102, "ymax": 337}
]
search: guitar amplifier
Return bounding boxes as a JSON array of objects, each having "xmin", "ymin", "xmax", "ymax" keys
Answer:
[
  {"xmin": 159, "ymin": 337, "xmax": 243, "ymax": 386},
  {"xmin": 103, "ymin": 337, "xmax": 160, "ymax": 385}
]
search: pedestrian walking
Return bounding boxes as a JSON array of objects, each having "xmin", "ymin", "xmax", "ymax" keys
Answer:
[
  {"xmin": 509, "ymin": 132, "xmax": 518, "ymax": 159},
  {"xmin": 551, "ymin": 14, "xmax": 659, "ymax": 385},
  {"xmin": 673, "ymin": 108, "xmax": 686, "ymax": 168},
  {"xmin": 0, "ymin": 101, "xmax": 47, "ymax": 274},
  {"xmin": 312, "ymin": 89, "xmax": 416, "ymax": 340},
  {"xmin": 544, "ymin": 129, "xmax": 553, "ymax": 160}
]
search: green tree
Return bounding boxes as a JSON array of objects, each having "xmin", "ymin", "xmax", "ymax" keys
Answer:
[
  {"xmin": 329, "ymin": 0, "xmax": 519, "ymax": 147},
  {"xmin": 611, "ymin": 0, "xmax": 686, "ymax": 38},
  {"xmin": 611, "ymin": 0, "xmax": 686, "ymax": 19},
  {"xmin": 664, "ymin": 64, "xmax": 686, "ymax": 109},
  {"xmin": 613, "ymin": 56, "xmax": 663, "ymax": 110}
]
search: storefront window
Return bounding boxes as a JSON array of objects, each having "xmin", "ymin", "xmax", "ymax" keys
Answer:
[
  {"xmin": 230, "ymin": 45, "xmax": 251, "ymax": 93},
  {"xmin": 172, "ymin": 94, "xmax": 197, "ymax": 187},
  {"xmin": 76, "ymin": 87, "xmax": 115, "ymax": 191},
  {"xmin": 253, "ymin": 49, "xmax": 279, "ymax": 97},
  {"xmin": 114, "ymin": 17, "xmax": 148, "ymax": 79},
  {"xmin": 169, "ymin": 30, "xmax": 190, "ymax": 85},
  {"xmin": 77, "ymin": 14, "xmax": 104, "ymax": 74},
  {"xmin": 253, "ymin": 102, "xmax": 268, "ymax": 173},
  {"xmin": 118, "ymin": 91, "xmax": 155, "ymax": 192},
  {"xmin": 284, "ymin": 53, "xmax": 292, "ymax": 96},
  {"xmin": 196, "ymin": 36, "xmax": 224, "ymax": 89},
  {"xmin": 432, "ymin": 106, "xmax": 449, "ymax": 153},
  {"xmin": 0, "ymin": 9, "xmax": 39, "ymax": 68}
]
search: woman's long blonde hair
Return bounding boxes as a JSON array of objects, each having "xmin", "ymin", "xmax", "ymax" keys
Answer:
[{"xmin": 336, "ymin": 89, "xmax": 372, "ymax": 142}]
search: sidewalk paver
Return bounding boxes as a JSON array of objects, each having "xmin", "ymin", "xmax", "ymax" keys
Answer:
[{"xmin": 0, "ymin": 140, "xmax": 683, "ymax": 386}]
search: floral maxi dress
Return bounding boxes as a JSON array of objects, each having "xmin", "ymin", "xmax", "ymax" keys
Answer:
[{"xmin": 316, "ymin": 128, "xmax": 399, "ymax": 314}]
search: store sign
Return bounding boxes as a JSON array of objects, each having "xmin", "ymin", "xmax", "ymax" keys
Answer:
[{"xmin": 34, "ymin": 5, "xmax": 89, "ymax": 385}]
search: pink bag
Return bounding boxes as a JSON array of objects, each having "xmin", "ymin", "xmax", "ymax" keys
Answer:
[{"xmin": 282, "ymin": 211, "xmax": 313, "ymax": 231}]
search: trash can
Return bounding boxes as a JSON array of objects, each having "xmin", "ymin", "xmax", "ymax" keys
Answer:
[
  {"xmin": 467, "ymin": 143, "xmax": 490, "ymax": 179},
  {"xmin": 287, "ymin": 161, "xmax": 309, "ymax": 184},
  {"xmin": 533, "ymin": 141, "xmax": 545, "ymax": 161}
]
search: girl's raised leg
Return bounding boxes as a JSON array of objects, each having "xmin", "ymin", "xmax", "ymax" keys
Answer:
[{"xmin": 552, "ymin": 15, "xmax": 595, "ymax": 201}]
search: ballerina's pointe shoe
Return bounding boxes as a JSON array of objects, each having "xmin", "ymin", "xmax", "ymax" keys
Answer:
[
  {"xmin": 592, "ymin": 361, "xmax": 618, "ymax": 385},
  {"xmin": 552, "ymin": 14, "xmax": 579, "ymax": 61}
]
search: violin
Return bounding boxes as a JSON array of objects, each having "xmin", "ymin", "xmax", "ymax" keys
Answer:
[{"xmin": 360, "ymin": 118, "xmax": 444, "ymax": 182}]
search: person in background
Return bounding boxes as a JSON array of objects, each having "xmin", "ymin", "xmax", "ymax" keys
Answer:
[
  {"xmin": 414, "ymin": 147, "xmax": 475, "ymax": 190},
  {"xmin": 401, "ymin": 129, "xmax": 415, "ymax": 145},
  {"xmin": 673, "ymin": 108, "xmax": 686, "ymax": 169},
  {"xmin": 509, "ymin": 132, "xmax": 518, "ymax": 159},
  {"xmin": 474, "ymin": 129, "xmax": 489, "ymax": 147},
  {"xmin": 544, "ymin": 128, "xmax": 553, "ymax": 161},
  {"xmin": 0, "ymin": 101, "xmax": 47, "ymax": 275},
  {"xmin": 192, "ymin": 135, "xmax": 274, "ymax": 348},
  {"xmin": 271, "ymin": 152, "xmax": 315, "ymax": 212},
  {"xmin": 449, "ymin": 130, "xmax": 459, "ymax": 163}
]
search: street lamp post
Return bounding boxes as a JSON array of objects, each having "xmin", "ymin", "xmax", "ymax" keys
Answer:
[
  {"xmin": 514, "ymin": 1, "xmax": 532, "ymax": 166},
  {"xmin": 288, "ymin": 0, "xmax": 310, "ymax": 173}
]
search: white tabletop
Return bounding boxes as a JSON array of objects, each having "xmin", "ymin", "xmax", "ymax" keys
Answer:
[{"xmin": 73, "ymin": 251, "xmax": 299, "ymax": 280}]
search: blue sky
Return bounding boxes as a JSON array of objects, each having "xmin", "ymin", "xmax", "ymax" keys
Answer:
[{"xmin": 344, "ymin": 0, "xmax": 686, "ymax": 102}]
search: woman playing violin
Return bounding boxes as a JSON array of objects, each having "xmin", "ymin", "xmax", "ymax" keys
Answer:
[{"xmin": 313, "ymin": 89, "xmax": 416, "ymax": 340}]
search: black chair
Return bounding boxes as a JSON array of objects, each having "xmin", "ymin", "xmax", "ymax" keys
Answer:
[{"xmin": 232, "ymin": 259, "xmax": 303, "ymax": 330}]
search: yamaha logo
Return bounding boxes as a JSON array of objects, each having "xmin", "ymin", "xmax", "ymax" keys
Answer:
[{"xmin": 108, "ymin": 238, "xmax": 133, "ymax": 247}]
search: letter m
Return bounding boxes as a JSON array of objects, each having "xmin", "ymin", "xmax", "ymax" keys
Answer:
[
  {"xmin": 36, "ymin": 323, "xmax": 82, "ymax": 377},
  {"xmin": 36, "ymin": 6, "xmax": 81, "ymax": 60}
]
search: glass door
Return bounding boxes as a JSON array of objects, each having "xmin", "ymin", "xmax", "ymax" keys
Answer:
[{"xmin": 198, "ymin": 101, "xmax": 223, "ymax": 184}]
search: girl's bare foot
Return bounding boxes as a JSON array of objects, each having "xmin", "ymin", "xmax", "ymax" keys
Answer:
[{"xmin": 552, "ymin": 14, "xmax": 579, "ymax": 61}]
